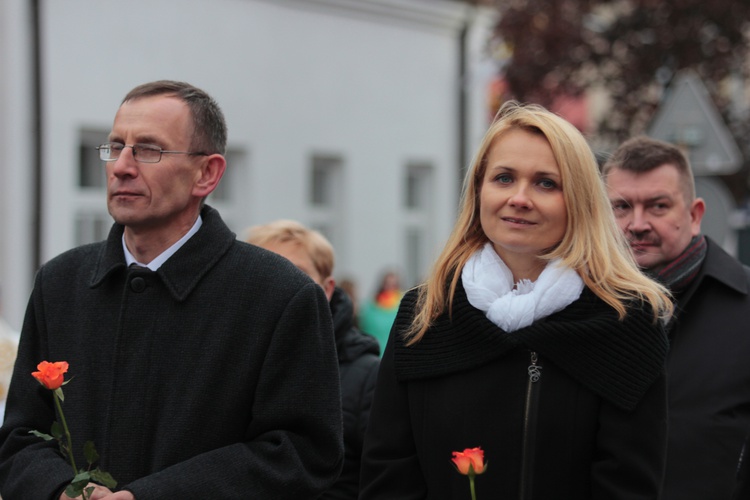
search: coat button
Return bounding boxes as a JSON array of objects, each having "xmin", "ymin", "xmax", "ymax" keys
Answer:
[{"xmin": 130, "ymin": 277, "xmax": 146, "ymax": 293}]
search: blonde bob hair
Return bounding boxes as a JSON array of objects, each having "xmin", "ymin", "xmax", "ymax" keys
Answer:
[
  {"xmin": 406, "ymin": 101, "xmax": 672, "ymax": 344},
  {"xmin": 245, "ymin": 219, "xmax": 335, "ymax": 280}
]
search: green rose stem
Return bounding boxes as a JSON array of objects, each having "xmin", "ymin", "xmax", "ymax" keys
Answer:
[
  {"xmin": 31, "ymin": 362, "xmax": 114, "ymax": 500},
  {"xmin": 468, "ymin": 465, "xmax": 477, "ymax": 500},
  {"xmin": 53, "ymin": 390, "xmax": 79, "ymax": 474},
  {"xmin": 53, "ymin": 388, "xmax": 93, "ymax": 500}
]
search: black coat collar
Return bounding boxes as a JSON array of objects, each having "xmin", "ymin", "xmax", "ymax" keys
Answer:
[{"xmin": 89, "ymin": 205, "xmax": 236, "ymax": 302}]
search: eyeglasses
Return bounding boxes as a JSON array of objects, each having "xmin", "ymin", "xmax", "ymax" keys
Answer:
[{"xmin": 96, "ymin": 142, "xmax": 208, "ymax": 164}]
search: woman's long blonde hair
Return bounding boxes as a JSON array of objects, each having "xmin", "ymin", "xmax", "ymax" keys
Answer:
[{"xmin": 405, "ymin": 102, "xmax": 672, "ymax": 345}]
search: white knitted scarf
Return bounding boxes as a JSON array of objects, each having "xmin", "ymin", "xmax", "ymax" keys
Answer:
[{"xmin": 461, "ymin": 243, "xmax": 584, "ymax": 332}]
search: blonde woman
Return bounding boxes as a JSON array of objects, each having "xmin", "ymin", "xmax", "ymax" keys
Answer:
[
  {"xmin": 245, "ymin": 219, "xmax": 380, "ymax": 500},
  {"xmin": 360, "ymin": 102, "xmax": 672, "ymax": 500}
]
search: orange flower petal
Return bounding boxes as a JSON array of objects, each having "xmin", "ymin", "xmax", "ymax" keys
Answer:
[{"xmin": 31, "ymin": 361, "xmax": 69, "ymax": 390}]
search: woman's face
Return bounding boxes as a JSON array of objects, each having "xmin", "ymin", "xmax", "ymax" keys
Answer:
[{"xmin": 479, "ymin": 128, "xmax": 567, "ymax": 275}]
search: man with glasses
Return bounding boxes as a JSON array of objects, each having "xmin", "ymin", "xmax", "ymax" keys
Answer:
[{"xmin": 0, "ymin": 81, "xmax": 343, "ymax": 500}]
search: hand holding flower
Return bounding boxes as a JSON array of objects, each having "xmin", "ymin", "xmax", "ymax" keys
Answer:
[
  {"xmin": 61, "ymin": 483, "xmax": 113, "ymax": 500},
  {"xmin": 99, "ymin": 492, "xmax": 135, "ymax": 500},
  {"xmin": 29, "ymin": 361, "xmax": 117, "ymax": 500}
]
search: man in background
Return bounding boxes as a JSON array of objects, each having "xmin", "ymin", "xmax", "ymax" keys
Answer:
[
  {"xmin": 247, "ymin": 219, "xmax": 380, "ymax": 500},
  {"xmin": 603, "ymin": 136, "xmax": 750, "ymax": 500}
]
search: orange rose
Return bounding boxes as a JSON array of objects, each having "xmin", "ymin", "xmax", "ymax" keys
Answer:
[
  {"xmin": 32, "ymin": 361, "xmax": 69, "ymax": 390},
  {"xmin": 451, "ymin": 447, "xmax": 486, "ymax": 475},
  {"xmin": 29, "ymin": 360, "xmax": 117, "ymax": 497}
]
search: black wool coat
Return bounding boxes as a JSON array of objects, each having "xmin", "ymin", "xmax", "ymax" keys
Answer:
[
  {"xmin": 0, "ymin": 206, "xmax": 343, "ymax": 500},
  {"xmin": 360, "ymin": 280, "xmax": 669, "ymax": 500},
  {"xmin": 664, "ymin": 238, "xmax": 750, "ymax": 500},
  {"xmin": 319, "ymin": 287, "xmax": 380, "ymax": 500}
]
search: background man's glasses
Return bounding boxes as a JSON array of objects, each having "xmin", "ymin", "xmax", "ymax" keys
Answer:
[{"xmin": 97, "ymin": 142, "xmax": 208, "ymax": 164}]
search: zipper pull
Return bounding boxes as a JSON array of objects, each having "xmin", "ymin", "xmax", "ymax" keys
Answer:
[{"xmin": 528, "ymin": 351, "xmax": 542, "ymax": 382}]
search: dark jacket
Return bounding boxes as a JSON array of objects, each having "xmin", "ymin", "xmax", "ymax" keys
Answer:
[
  {"xmin": 320, "ymin": 287, "xmax": 380, "ymax": 500},
  {"xmin": 664, "ymin": 238, "xmax": 750, "ymax": 500},
  {"xmin": 360, "ymin": 280, "xmax": 669, "ymax": 500},
  {"xmin": 0, "ymin": 206, "xmax": 343, "ymax": 500}
]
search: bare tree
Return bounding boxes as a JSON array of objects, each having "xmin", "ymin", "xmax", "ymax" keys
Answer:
[{"xmin": 490, "ymin": 0, "xmax": 750, "ymax": 199}]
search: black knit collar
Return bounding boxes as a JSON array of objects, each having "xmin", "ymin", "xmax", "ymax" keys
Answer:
[{"xmin": 394, "ymin": 281, "xmax": 667, "ymax": 412}]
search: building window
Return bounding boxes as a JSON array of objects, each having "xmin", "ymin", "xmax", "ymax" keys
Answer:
[
  {"xmin": 79, "ymin": 129, "xmax": 108, "ymax": 189},
  {"xmin": 74, "ymin": 211, "xmax": 111, "ymax": 246},
  {"xmin": 308, "ymin": 153, "xmax": 344, "ymax": 263},
  {"xmin": 74, "ymin": 129, "xmax": 111, "ymax": 247},
  {"xmin": 405, "ymin": 162, "xmax": 432, "ymax": 209},
  {"xmin": 310, "ymin": 155, "xmax": 342, "ymax": 207},
  {"xmin": 206, "ymin": 147, "xmax": 249, "ymax": 232},
  {"xmin": 208, "ymin": 148, "xmax": 244, "ymax": 203},
  {"xmin": 403, "ymin": 161, "xmax": 435, "ymax": 288},
  {"xmin": 405, "ymin": 226, "xmax": 425, "ymax": 288}
]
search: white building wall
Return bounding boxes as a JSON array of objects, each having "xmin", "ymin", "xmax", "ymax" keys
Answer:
[
  {"xmin": 0, "ymin": 0, "xmax": 35, "ymax": 331},
  {"xmin": 1, "ymin": 0, "xmax": 496, "ymax": 328}
]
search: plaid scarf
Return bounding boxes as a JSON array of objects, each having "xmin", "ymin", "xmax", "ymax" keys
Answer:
[{"xmin": 647, "ymin": 235, "xmax": 707, "ymax": 293}]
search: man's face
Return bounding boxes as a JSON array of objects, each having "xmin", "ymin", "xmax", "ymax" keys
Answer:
[
  {"xmin": 106, "ymin": 95, "xmax": 205, "ymax": 241},
  {"xmin": 605, "ymin": 163, "xmax": 704, "ymax": 269}
]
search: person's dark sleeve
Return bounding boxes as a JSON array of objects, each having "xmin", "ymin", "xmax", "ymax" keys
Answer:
[
  {"xmin": 359, "ymin": 323, "xmax": 427, "ymax": 500},
  {"xmin": 591, "ymin": 368, "xmax": 668, "ymax": 500},
  {"xmin": 356, "ymin": 357, "xmax": 380, "ymax": 449},
  {"xmin": 0, "ymin": 276, "xmax": 75, "ymax": 500}
]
